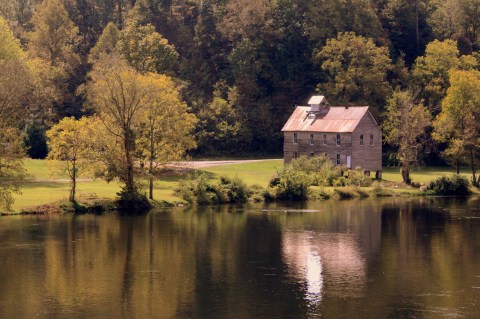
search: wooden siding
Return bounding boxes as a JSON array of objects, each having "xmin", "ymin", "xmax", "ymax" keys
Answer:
[
  {"xmin": 351, "ymin": 112, "xmax": 382, "ymax": 172},
  {"xmin": 283, "ymin": 111, "xmax": 382, "ymax": 173}
]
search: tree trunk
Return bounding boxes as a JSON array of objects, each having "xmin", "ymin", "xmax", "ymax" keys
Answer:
[
  {"xmin": 456, "ymin": 158, "xmax": 460, "ymax": 174},
  {"xmin": 471, "ymin": 150, "xmax": 478, "ymax": 186},
  {"xmin": 149, "ymin": 161, "xmax": 154, "ymax": 200},
  {"xmin": 70, "ymin": 160, "xmax": 76, "ymax": 202},
  {"xmin": 401, "ymin": 165, "xmax": 410, "ymax": 184},
  {"xmin": 124, "ymin": 130, "xmax": 136, "ymax": 196}
]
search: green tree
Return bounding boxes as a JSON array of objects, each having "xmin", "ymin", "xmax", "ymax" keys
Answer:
[
  {"xmin": 317, "ymin": 32, "xmax": 392, "ymax": 116},
  {"xmin": 429, "ymin": 0, "xmax": 480, "ymax": 53},
  {"xmin": 28, "ymin": 0, "xmax": 81, "ymax": 74},
  {"xmin": 136, "ymin": 74, "xmax": 196, "ymax": 199},
  {"xmin": 382, "ymin": 90, "xmax": 431, "ymax": 184},
  {"xmin": 46, "ymin": 116, "xmax": 97, "ymax": 202},
  {"xmin": 118, "ymin": 22, "xmax": 178, "ymax": 74},
  {"xmin": 433, "ymin": 69, "xmax": 480, "ymax": 186},
  {"xmin": 196, "ymin": 96, "xmax": 241, "ymax": 155},
  {"xmin": 412, "ymin": 39, "xmax": 478, "ymax": 112},
  {"xmin": 88, "ymin": 21, "xmax": 120, "ymax": 63}
]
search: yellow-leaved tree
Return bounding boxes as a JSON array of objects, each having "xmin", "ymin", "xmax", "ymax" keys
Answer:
[
  {"xmin": 433, "ymin": 69, "xmax": 480, "ymax": 186},
  {"xmin": 46, "ymin": 117, "xmax": 100, "ymax": 202},
  {"xmin": 86, "ymin": 55, "xmax": 196, "ymax": 206},
  {"xmin": 136, "ymin": 74, "xmax": 196, "ymax": 200}
]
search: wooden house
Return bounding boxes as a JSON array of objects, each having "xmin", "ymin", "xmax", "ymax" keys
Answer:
[{"xmin": 281, "ymin": 96, "xmax": 382, "ymax": 177}]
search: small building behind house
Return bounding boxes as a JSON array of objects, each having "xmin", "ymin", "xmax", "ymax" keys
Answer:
[{"xmin": 281, "ymin": 96, "xmax": 382, "ymax": 178}]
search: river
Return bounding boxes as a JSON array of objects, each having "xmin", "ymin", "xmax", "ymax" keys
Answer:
[{"xmin": 0, "ymin": 197, "xmax": 479, "ymax": 318}]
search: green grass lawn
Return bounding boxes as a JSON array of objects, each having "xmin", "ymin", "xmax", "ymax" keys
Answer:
[
  {"xmin": 9, "ymin": 158, "xmax": 475, "ymax": 212},
  {"xmin": 200, "ymin": 160, "xmax": 283, "ymax": 186},
  {"xmin": 382, "ymin": 166, "xmax": 472, "ymax": 184}
]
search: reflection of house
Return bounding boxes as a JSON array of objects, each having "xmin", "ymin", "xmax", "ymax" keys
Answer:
[
  {"xmin": 281, "ymin": 96, "xmax": 382, "ymax": 177},
  {"xmin": 282, "ymin": 232, "xmax": 366, "ymax": 300}
]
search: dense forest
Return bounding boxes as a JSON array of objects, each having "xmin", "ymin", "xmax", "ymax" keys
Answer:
[{"xmin": 0, "ymin": 0, "xmax": 479, "ymax": 207}]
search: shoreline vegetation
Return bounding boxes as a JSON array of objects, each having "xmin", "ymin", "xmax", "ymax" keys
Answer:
[{"xmin": 2, "ymin": 158, "xmax": 478, "ymax": 216}]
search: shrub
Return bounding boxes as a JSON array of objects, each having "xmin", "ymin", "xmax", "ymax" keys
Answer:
[
  {"xmin": 427, "ymin": 175, "xmax": 471, "ymax": 196},
  {"xmin": 344, "ymin": 167, "xmax": 373, "ymax": 187},
  {"xmin": 175, "ymin": 173, "xmax": 250, "ymax": 204},
  {"xmin": 269, "ymin": 168, "xmax": 309, "ymax": 201},
  {"xmin": 333, "ymin": 187, "xmax": 370, "ymax": 199},
  {"xmin": 290, "ymin": 155, "xmax": 341, "ymax": 186}
]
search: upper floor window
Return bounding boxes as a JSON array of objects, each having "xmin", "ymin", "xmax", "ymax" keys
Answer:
[
  {"xmin": 336, "ymin": 154, "xmax": 341, "ymax": 165},
  {"xmin": 336, "ymin": 134, "xmax": 341, "ymax": 146},
  {"xmin": 370, "ymin": 134, "xmax": 374, "ymax": 146},
  {"xmin": 310, "ymin": 134, "xmax": 314, "ymax": 145},
  {"xmin": 360, "ymin": 134, "xmax": 364, "ymax": 146},
  {"xmin": 323, "ymin": 134, "xmax": 327, "ymax": 145},
  {"xmin": 293, "ymin": 133, "xmax": 298, "ymax": 144}
]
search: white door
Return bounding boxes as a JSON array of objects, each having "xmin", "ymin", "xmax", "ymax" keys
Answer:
[{"xmin": 347, "ymin": 155, "xmax": 351, "ymax": 168}]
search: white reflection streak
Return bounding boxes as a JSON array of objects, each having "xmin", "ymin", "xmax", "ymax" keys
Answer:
[
  {"xmin": 305, "ymin": 251, "xmax": 323, "ymax": 301},
  {"xmin": 283, "ymin": 232, "xmax": 323, "ymax": 305}
]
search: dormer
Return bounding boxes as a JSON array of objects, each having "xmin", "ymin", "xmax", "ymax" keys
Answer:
[{"xmin": 308, "ymin": 95, "xmax": 328, "ymax": 112}]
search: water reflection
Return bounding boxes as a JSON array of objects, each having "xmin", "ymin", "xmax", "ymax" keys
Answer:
[{"xmin": 0, "ymin": 197, "xmax": 479, "ymax": 318}]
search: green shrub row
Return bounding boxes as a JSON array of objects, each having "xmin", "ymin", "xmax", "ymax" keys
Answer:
[{"xmin": 426, "ymin": 175, "xmax": 471, "ymax": 195}]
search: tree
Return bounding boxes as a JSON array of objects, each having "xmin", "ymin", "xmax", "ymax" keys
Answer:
[
  {"xmin": 195, "ymin": 96, "xmax": 241, "ymax": 155},
  {"xmin": 0, "ymin": 127, "xmax": 26, "ymax": 212},
  {"xmin": 28, "ymin": 0, "xmax": 81, "ymax": 74},
  {"xmin": 433, "ymin": 69, "xmax": 480, "ymax": 186},
  {"xmin": 46, "ymin": 116, "xmax": 97, "ymax": 202},
  {"xmin": 136, "ymin": 75, "xmax": 196, "ymax": 199},
  {"xmin": 88, "ymin": 22, "xmax": 120, "ymax": 63},
  {"xmin": 412, "ymin": 39, "xmax": 478, "ymax": 113},
  {"xmin": 317, "ymin": 32, "xmax": 392, "ymax": 116},
  {"xmin": 86, "ymin": 57, "xmax": 149, "ymax": 199},
  {"xmin": 304, "ymin": 0, "xmax": 384, "ymax": 43},
  {"xmin": 429, "ymin": 0, "xmax": 480, "ymax": 53},
  {"xmin": 117, "ymin": 22, "xmax": 178, "ymax": 74},
  {"xmin": 0, "ymin": 16, "xmax": 28, "ymax": 211},
  {"xmin": 382, "ymin": 90, "xmax": 431, "ymax": 184}
]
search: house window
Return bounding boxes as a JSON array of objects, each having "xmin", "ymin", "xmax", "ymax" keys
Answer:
[
  {"xmin": 370, "ymin": 134, "xmax": 374, "ymax": 146},
  {"xmin": 293, "ymin": 133, "xmax": 298, "ymax": 144},
  {"xmin": 323, "ymin": 134, "xmax": 327, "ymax": 145},
  {"xmin": 293, "ymin": 152, "xmax": 298, "ymax": 159},
  {"xmin": 310, "ymin": 134, "xmax": 314, "ymax": 145},
  {"xmin": 336, "ymin": 134, "xmax": 341, "ymax": 146},
  {"xmin": 360, "ymin": 134, "xmax": 364, "ymax": 146},
  {"xmin": 310, "ymin": 152, "xmax": 314, "ymax": 157},
  {"xmin": 336, "ymin": 154, "xmax": 341, "ymax": 165}
]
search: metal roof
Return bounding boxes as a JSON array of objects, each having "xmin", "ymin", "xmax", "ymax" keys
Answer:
[{"xmin": 281, "ymin": 106, "xmax": 371, "ymax": 133}]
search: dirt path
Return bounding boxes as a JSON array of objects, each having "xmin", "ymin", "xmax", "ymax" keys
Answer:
[{"xmin": 188, "ymin": 159, "xmax": 281, "ymax": 168}]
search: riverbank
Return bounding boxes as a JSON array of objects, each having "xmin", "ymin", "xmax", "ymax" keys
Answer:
[{"xmin": 4, "ymin": 159, "xmax": 477, "ymax": 215}]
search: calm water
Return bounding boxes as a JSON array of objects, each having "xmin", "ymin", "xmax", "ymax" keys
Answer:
[{"xmin": 1, "ymin": 197, "xmax": 480, "ymax": 319}]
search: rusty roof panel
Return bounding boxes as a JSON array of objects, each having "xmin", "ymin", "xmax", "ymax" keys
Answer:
[{"xmin": 281, "ymin": 106, "xmax": 370, "ymax": 133}]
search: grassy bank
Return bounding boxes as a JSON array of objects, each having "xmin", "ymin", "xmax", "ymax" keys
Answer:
[{"xmin": 8, "ymin": 159, "xmax": 475, "ymax": 213}]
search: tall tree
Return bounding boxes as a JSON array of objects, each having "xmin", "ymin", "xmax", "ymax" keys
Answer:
[
  {"xmin": 0, "ymin": 17, "xmax": 28, "ymax": 211},
  {"xmin": 382, "ymin": 90, "xmax": 431, "ymax": 184},
  {"xmin": 316, "ymin": 32, "xmax": 392, "ymax": 117},
  {"xmin": 28, "ymin": 0, "xmax": 81, "ymax": 74},
  {"xmin": 136, "ymin": 74, "xmax": 196, "ymax": 199},
  {"xmin": 433, "ymin": 69, "xmax": 480, "ymax": 186},
  {"xmin": 86, "ymin": 56, "xmax": 147, "ymax": 198}
]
